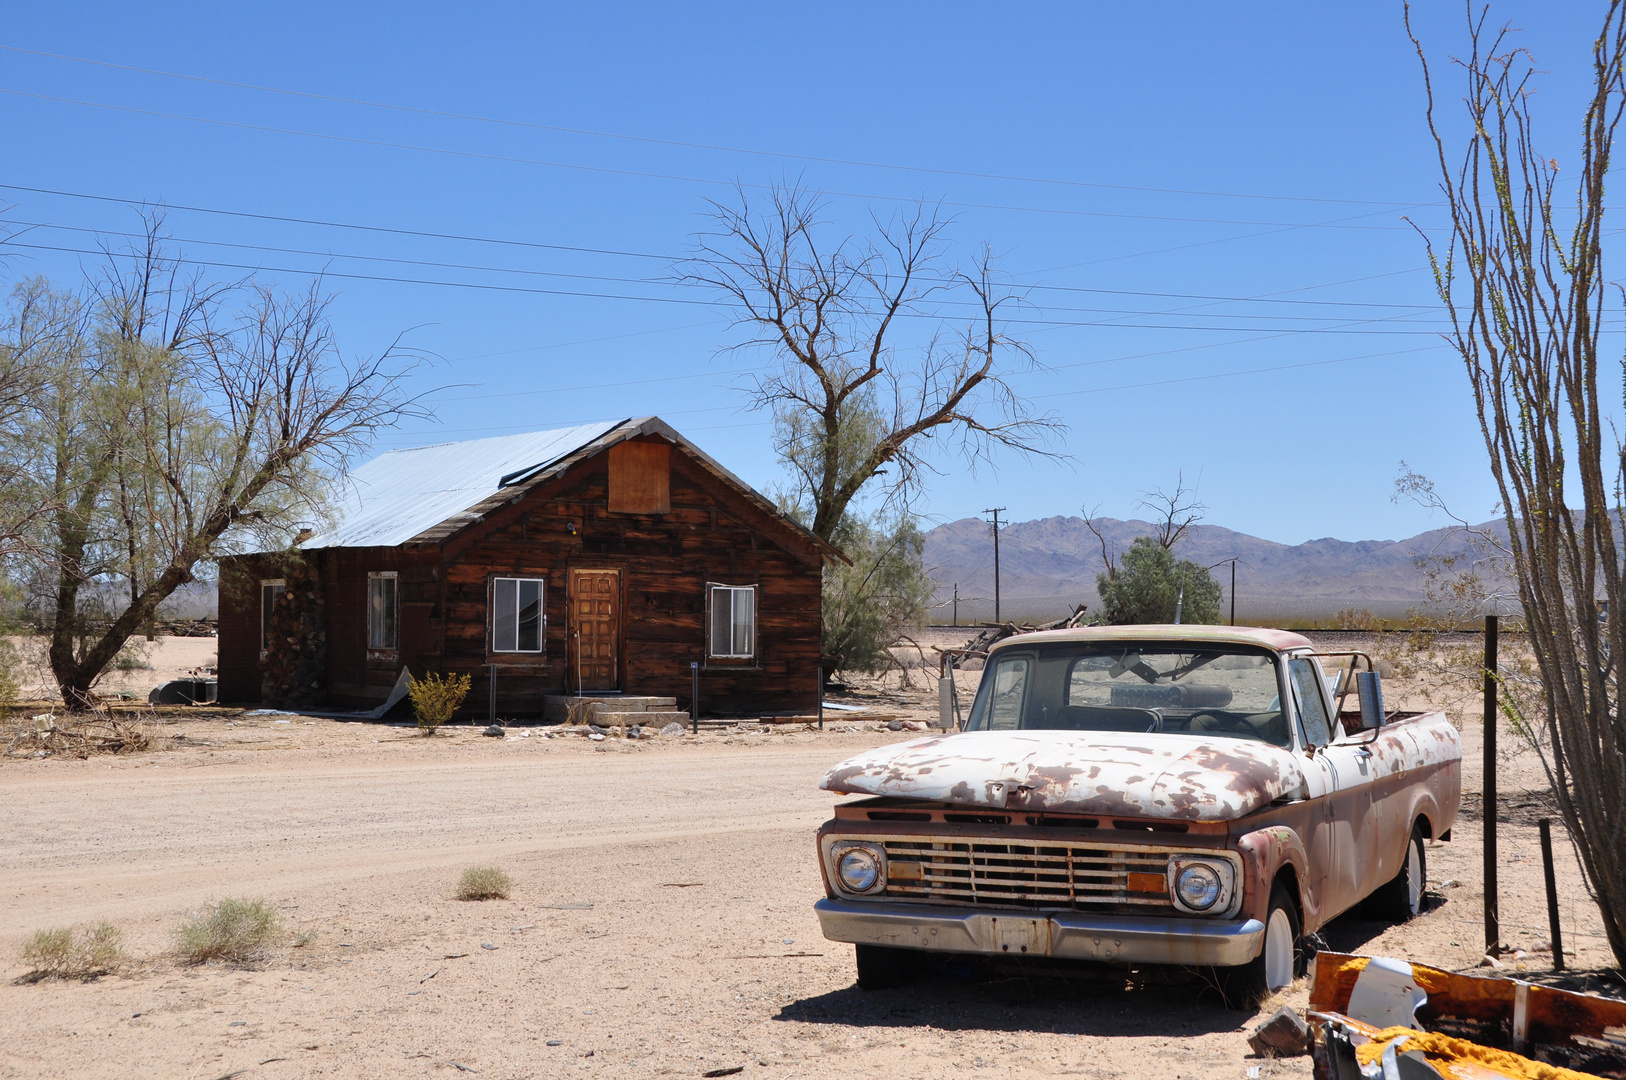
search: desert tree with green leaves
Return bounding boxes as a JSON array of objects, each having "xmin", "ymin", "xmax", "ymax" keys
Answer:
[
  {"xmin": 1407, "ymin": 0, "xmax": 1626, "ymax": 966},
  {"xmin": 0, "ymin": 215, "xmax": 430, "ymax": 708}
]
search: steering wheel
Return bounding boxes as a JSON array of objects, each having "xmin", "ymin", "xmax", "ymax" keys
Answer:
[{"xmin": 1190, "ymin": 712, "xmax": 1253, "ymax": 736}]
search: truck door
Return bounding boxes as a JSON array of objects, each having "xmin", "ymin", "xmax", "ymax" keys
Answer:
[{"xmin": 1289, "ymin": 656, "xmax": 1380, "ymax": 918}]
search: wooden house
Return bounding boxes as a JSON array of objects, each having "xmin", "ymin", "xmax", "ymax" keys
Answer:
[{"xmin": 217, "ymin": 417, "xmax": 835, "ymax": 719}]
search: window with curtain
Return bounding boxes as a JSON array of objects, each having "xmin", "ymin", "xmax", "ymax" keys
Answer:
[
  {"xmin": 707, "ymin": 583, "xmax": 756, "ymax": 659},
  {"xmin": 492, "ymin": 577, "xmax": 545, "ymax": 653},
  {"xmin": 367, "ymin": 572, "xmax": 398, "ymax": 650}
]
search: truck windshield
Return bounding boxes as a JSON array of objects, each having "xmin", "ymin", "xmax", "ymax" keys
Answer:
[{"xmin": 963, "ymin": 644, "xmax": 1288, "ymax": 746}]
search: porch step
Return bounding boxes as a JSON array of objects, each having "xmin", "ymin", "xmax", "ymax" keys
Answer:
[
  {"xmin": 595, "ymin": 710, "xmax": 692, "ymax": 728},
  {"xmin": 542, "ymin": 695, "xmax": 679, "ymax": 723}
]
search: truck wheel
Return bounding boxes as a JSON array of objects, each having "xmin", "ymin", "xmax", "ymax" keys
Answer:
[
  {"xmin": 1220, "ymin": 881, "xmax": 1299, "ymax": 1009},
  {"xmin": 1372, "ymin": 823, "xmax": 1427, "ymax": 922},
  {"xmin": 854, "ymin": 943, "xmax": 913, "ymax": 990}
]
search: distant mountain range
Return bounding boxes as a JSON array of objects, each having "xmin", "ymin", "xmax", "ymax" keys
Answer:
[{"xmin": 922, "ymin": 515, "xmax": 1507, "ymax": 624}]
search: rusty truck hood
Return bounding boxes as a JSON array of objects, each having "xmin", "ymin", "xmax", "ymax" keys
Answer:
[{"xmin": 820, "ymin": 729, "xmax": 1302, "ymax": 821}]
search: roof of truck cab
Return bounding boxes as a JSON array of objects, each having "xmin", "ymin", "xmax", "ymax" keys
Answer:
[{"xmin": 989, "ymin": 624, "xmax": 1314, "ymax": 653}]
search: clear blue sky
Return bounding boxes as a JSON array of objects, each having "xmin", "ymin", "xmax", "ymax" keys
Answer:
[{"xmin": 1, "ymin": 2, "xmax": 1615, "ymax": 544}]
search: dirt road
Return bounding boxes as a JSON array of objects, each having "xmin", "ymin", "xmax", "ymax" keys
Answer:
[{"xmin": 0, "ymin": 714, "xmax": 1614, "ymax": 1080}]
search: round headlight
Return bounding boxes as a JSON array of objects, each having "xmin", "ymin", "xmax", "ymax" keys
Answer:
[
  {"xmin": 1175, "ymin": 863, "xmax": 1223, "ymax": 910},
  {"xmin": 837, "ymin": 848, "xmax": 881, "ymax": 892}
]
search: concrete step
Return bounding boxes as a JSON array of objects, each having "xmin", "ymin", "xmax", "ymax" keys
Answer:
[
  {"xmin": 542, "ymin": 695, "xmax": 679, "ymax": 722},
  {"xmin": 596, "ymin": 711, "xmax": 691, "ymax": 728}
]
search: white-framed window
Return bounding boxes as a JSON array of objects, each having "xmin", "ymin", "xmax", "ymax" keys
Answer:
[
  {"xmin": 260, "ymin": 579, "xmax": 286, "ymax": 653},
  {"xmin": 491, "ymin": 577, "xmax": 545, "ymax": 653},
  {"xmin": 367, "ymin": 572, "xmax": 398, "ymax": 650},
  {"xmin": 707, "ymin": 583, "xmax": 756, "ymax": 659}
]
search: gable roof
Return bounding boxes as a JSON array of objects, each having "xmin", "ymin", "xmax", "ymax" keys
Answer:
[{"xmin": 290, "ymin": 417, "xmax": 839, "ymax": 560}]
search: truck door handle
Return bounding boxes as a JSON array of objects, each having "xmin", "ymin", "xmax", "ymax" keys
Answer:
[{"xmin": 1354, "ymin": 748, "xmax": 1373, "ymax": 760}]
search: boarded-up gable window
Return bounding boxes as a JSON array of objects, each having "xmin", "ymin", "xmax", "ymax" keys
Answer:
[
  {"xmin": 492, "ymin": 577, "xmax": 545, "ymax": 653},
  {"xmin": 608, "ymin": 441, "xmax": 670, "ymax": 514},
  {"xmin": 707, "ymin": 583, "xmax": 756, "ymax": 659}
]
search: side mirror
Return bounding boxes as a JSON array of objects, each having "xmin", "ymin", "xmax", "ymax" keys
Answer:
[{"xmin": 1356, "ymin": 671, "xmax": 1386, "ymax": 729}]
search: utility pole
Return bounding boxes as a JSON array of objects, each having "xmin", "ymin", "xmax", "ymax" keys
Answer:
[
  {"xmin": 984, "ymin": 508, "xmax": 1006, "ymax": 623},
  {"xmin": 1484, "ymin": 613, "xmax": 1500, "ymax": 955},
  {"xmin": 952, "ymin": 583, "xmax": 959, "ymax": 628},
  {"xmin": 1204, "ymin": 558, "xmax": 1240, "ymax": 626}
]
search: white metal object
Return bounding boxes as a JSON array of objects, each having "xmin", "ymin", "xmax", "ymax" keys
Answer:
[{"xmin": 1346, "ymin": 957, "xmax": 1427, "ymax": 1030}]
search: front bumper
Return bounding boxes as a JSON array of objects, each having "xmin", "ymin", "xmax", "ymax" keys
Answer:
[{"xmin": 815, "ymin": 898, "xmax": 1264, "ymax": 967}]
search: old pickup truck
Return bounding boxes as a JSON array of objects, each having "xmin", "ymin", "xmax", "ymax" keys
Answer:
[{"xmin": 813, "ymin": 625, "xmax": 1461, "ymax": 1004}]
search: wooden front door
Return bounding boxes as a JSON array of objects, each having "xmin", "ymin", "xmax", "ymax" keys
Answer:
[{"xmin": 570, "ymin": 568, "xmax": 620, "ymax": 691}]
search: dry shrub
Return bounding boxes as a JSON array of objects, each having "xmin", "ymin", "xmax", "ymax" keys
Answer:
[
  {"xmin": 173, "ymin": 898, "xmax": 282, "ymax": 964},
  {"xmin": 19, "ymin": 922, "xmax": 124, "ymax": 980},
  {"xmin": 455, "ymin": 866, "xmax": 512, "ymax": 901},
  {"xmin": 408, "ymin": 671, "xmax": 471, "ymax": 735},
  {"xmin": 4, "ymin": 709, "xmax": 152, "ymax": 759}
]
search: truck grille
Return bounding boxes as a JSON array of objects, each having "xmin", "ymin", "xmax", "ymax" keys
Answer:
[{"xmin": 878, "ymin": 839, "xmax": 1175, "ymax": 911}]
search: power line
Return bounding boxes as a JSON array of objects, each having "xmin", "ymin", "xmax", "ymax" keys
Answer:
[
  {"xmin": 1050, "ymin": 343, "xmax": 1445, "ymax": 398},
  {"xmin": 0, "ymin": 87, "xmax": 1442, "ymax": 231},
  {"xmin": 0, "ymin": 182, "xmax": 670, "ymax": 261},
  {"xmin": 0, "ymin": 42, "xmax": 1434, "ymax": 209},
  {"xmin": 2, "ymin": 219, "xmax": 1453, "ymax": 328},
  {"xmin": 4, "ymin": 236, "xmax": 1456, "ymax": 334},
  {"xmin": 0, "ymin": 181, "xmax": 1450, "ymax": 320},
  {"xmin": 1, "ymin": 181, "xmax": 1443, "ymax": 311}
]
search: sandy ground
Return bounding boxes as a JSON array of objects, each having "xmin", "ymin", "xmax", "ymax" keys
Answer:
[
  {"xmin": 0, "ymin": 634, "xmax": 1620, "ymax": 1080},
  {"xmin": 4, "ymin": 634, "xmax": 219, "ymax": 706}
]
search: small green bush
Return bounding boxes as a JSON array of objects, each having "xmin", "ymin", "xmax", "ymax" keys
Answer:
[
  {"xmin": 408, "ymin": 671, "xmax": 472, "ymax": 735},
  {"xmin": 19, "ymin": 922, "xmax": 124, "ymax": 979},
  {"xmin": 0, "ymin": 637, "xmax": 22, "ymax": 720},
  {"xmin": 455, "ymin": 866, "xmax": 513, "ymax": 901},
  {"xmin": 173, "ymin": 898, "xmax": 282, "ymax": 964}
]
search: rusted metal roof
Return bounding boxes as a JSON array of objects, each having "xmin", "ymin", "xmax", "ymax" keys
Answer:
[
  {"xmin": 991, "ymin": 624, "xmax": 1315, "ymax": 653},
  {"xmin": 821, "ymin": 729, "xmax": 1304, "ymax": 821},
  {"xmin": 297, "ymin": 421, "xmax": 622, "ymax": 549}
]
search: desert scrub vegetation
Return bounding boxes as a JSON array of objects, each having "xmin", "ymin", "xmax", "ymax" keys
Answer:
[
  {"xmin": 18, "ymin": 922, "xmax": 124, "ymax": 981},
  {"xmin": 173, "ymin": 898, "xmax": 282, "ymax": 964},
  {"xmin": 4, "ymin": 709, "xmax": 153, "ymax": 758},
  {"xmin": 408, "ymin": 671, "xmax": 471, "ymax": 735},
  {"xmin": 455, "ymin": 866, "xmax": 512, "ymax": 901}
]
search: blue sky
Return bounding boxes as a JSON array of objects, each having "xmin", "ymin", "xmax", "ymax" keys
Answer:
[{"xmin": 0, "ymin": 2, "xmax": 1616, "ymax": 544}]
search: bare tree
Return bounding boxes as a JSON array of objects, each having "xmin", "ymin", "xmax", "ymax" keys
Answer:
[
  {"xmin": 1142, "ymin": 473, "xmax": 1206, "ymax": 551},
  {"xmin": 1081, "ymin": 473, "xmax": 1206, "ymax": 582},
  {"xmin": 683, "ymin": 182, "xmax": 1060, "ymax": 542},
  {"xmin": 1407, "ymin": 1, "xmax": 1626, "ymax": 966},
  {"xmin": 6, "ymin": 219, "xmax": 430, "ymax": 707}
]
